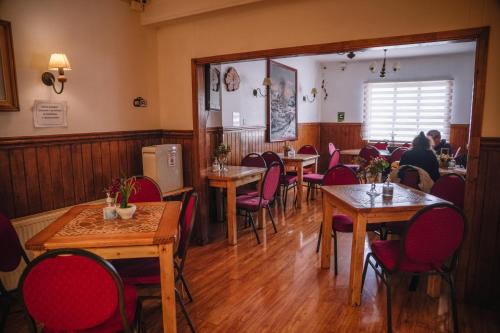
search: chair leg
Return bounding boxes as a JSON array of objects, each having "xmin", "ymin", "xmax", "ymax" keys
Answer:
[
  {"xmin": 386, "ymin": 274, "xmax": 393, "ymax": 333},
  {"xmin": 283, "ymin": 185, "xmax": 289, "ymax": 208},
  {"xmin": 316, "ymin": 222, "xmax": 322, "ymax": 253},
  {"xmin": 266, "ymin": 205, "xmax": 278, "ymax": 233},
  {"xmin": 176, "ymin": 289, "xmax": 196, "ymax": 333},
  {"xmin": 135, "ymin": 296, "xmax": 143, "ymax": 333},
  {"xmin": 448, "ymin": 274, "xmax": 460, "ymax": 333},
  {"xmin": 408, "ymin": 275, "xmax": 420, "ymax": 292},
  {"xmin": 179, "ymin": 273, "xmax": 194, "ymax": 303},
  {"xmin": 0, "ymin": 296, "xmax": 10, "ymax": 333},
  {"xmin": 248, "ymin": 213, "xmax": 261, "ymax": 244},
  {"xmin": 361, "ymin": 254, "xmax": 371, "ymax": 293},
  {"xmin": 306, "ymin": 183, "xmax": 311, "ymax": 201},
  {"xmin": 333, "ymin": 230, "xmax": 339, "ymax": 276}
]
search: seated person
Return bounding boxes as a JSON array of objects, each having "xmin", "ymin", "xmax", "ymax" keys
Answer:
[
  {"xmin": 400, "ymin": 132, "xmax": 440, "ymax": 181},
  {"xmin": 427, "ymin": 129, "xmax": 453, "ymax": 155}
]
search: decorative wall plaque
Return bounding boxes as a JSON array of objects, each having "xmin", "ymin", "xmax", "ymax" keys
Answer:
[
  {"xmin": 224, "ymin": 67, "xmax": 240, "ymax": 91},
  {"xmin": 33, "ymin": 100, "xmax": 67, "ymax": 128}
]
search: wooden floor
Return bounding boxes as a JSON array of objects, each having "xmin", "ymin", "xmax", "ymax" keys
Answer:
[{"xmin": 5, "ymin": 196, "xmax": 500, "ymax": 333}]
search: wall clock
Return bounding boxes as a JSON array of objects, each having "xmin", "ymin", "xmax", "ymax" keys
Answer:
[{"xmin": 224, "ymin": 67, "xmax": 240, "ymax": 91}]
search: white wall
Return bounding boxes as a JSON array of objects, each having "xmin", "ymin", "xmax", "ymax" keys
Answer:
[
  {"xmin": 320, "ymin": 53, "xmax": 475, "ymax": 124},
  {"xmin": 0, "ymin": 0, "xmax": 159, "ymax": 137},
  {"xmin": 215, "ymin": 57, "xmax": 321, "ymax": 128}
]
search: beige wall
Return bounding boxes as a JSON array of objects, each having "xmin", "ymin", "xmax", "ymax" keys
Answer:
[
  {"xmin": 155, "ymin": 0, "xmax": 499, "ymax": 137},
  {"xmin": 0, "ymin": 0, "xmax": 159, "ymax": 137}
]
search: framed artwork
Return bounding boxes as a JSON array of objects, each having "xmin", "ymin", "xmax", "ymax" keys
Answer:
[
  {"xmin": 267, "ymin": 60, "xmax": 298, "ymax": 142},
  {"xmin": 0, "ymin": 20, "xmax": 19, "ymax": 112},
  {"xmin": 204, "ymin": 64, "xmax": 221, "ymax": 111}
]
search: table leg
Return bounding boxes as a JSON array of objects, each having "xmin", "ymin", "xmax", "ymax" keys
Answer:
[
  {"xmin": 320, "ymin": 197, "xmax": 333, "ymax": 269},
  {"xmin": 349, "ymin": 214, "xmax": 367, "ymax": 306},
  {"xmin": 427, "ymin": 276, "xmax": 442, "ymax": 298},
  {"xmin": 159, "ymin": 243, "xmax": 177, "ymax": 333},
  {"xmin": 296, "ymin": 163, "xmax": 304, "ymax": 208},
  {"xmin": 256, "ymin": 176, "xmax": 266, "ymax": 229},
  {"xmin": 226, "ymin": 182, "xmax": 237, "ymax": 245}
]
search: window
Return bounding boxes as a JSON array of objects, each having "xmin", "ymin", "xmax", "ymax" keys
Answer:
[{"xmin": 363, "ymin": 80, "xmax": 453, "ymax": 142}]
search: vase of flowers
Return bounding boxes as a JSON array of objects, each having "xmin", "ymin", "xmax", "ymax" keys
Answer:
[
  {"xmin": 366, "ymin": 157, "xmax": 389, "ymax": 183},
  {"xmin": 438, "ymin": 153, "xmax": 451, "ymax": 168},
  {"xmin": 108, "ymin": 176, "xmax": 138, "ymax": 220},
  {"xmin": 215, "ymin": 143, "xmax": 231, "ymax": 171}
]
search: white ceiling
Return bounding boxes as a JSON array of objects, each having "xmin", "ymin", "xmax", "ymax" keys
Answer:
[{"xmin": 303, "ymin": 41, "xmax": 476, "ymax": 63}]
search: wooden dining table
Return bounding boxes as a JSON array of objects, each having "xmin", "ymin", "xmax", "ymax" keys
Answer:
[
  {"xmin": 340, "ymin": 148, "xmax": 392, "ymax": 157},
  {"xmin": 25, "ymin": 201, "xmax": 182, "ymax": 333},
  {"xmin": 439, "ymin": 167, "xmax": 467, "ymax": 177},
  {"xmin": 320, "ymin": 183, "xmax": 449, "ymax": 306},
  {"xmin": 279, "ymin": 153, "xmax": 320, "ymax": 208},
  {"xmin": 207, "ymin": 165, "xmax": 267, "ymax": 245}
]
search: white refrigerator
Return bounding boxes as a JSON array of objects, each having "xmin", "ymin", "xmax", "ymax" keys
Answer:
[{"xmin": 142, "ymin": 144, "xmax": 183, "ymax": 193}]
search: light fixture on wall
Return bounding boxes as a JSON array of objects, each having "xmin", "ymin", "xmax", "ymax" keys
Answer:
[
  {"xmin": 369, "ymin": 49, "xmax": 401, "ymax": 78},
  {"xmin": 303, "ymin": 88, "xmax": 318, "ymax": 102},
  {"xmin": 252, "ymin": 77, "xmax": 272, "ymax": 97},
  {"xmin": 41, "ymin": 53, "xmax": 71, "ymax": 94},
  {"xmin": 321, "ymin": 79, "xmax": 328, "ymax": 100}
]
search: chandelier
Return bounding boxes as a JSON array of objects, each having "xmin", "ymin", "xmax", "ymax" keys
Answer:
[{"xmin": 369, "ymin": 49, "xmax": 401, "ymax": 78}]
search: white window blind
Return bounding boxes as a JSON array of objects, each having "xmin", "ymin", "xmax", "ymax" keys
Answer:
[{"xmin": 363, "ymin": 80, "xmax": 453, "ymax": 142}]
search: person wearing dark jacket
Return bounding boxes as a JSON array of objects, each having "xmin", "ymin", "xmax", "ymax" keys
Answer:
[
  {"xmin": 427, "ymin": 129, "xmax": 453, "ymax": 155},
  {"xmin": 400, "ymin": 131, "xmax": 440, "ymax": 181}
]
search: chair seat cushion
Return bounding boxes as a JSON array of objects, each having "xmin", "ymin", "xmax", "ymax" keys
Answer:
[
  {"xmin": 303, "ymin": 173, "xmax": 324, "ymax": 184},
  {"xmin": 45, "ymin": 284, "xmax": 138, "ymax": 333},
  {"xmin": 112, "ymin": 258, "xmax": 160, "ymax": 285},
  {"xmin": 286, "ymin": 167, "xmax": 314, "ymax": 176},
  {"xmin": 236, "ymin": 185, "xmax": 259, "ymax": 197},
  {"xmin": 280, "ymin": 174, "xmax": 297, "ymax": 186},
  {"xmin": 236, "ymin": 195, "xmax": 269, "ymax": 211},
  {"xmin": 371, "ymin": 240, "xmax": 434, "ymax": 273}
]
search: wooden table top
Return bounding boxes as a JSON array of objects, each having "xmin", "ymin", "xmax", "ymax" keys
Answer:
[
  {"xmin": 25, "ymin": 201, "xmax": 182, "ymax": 251},
  {"xmin": 321, "ymin": 183, "xmax": 448, "ymax": 212},
  {"xmin": 278, "ymin": 153, "xmax": 320, "ymax": 161},
  {"xmin": 340, "ymin": 149, "xmax": 391, "ymax": 157},
  {"xmin": 206, "ymin": 165, "xmax": 267, "ymax": 181}
]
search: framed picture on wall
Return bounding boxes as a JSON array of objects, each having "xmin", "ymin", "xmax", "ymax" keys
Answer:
[
  {"xmin": 0, "ymin": 20, "xmax": 19, "ymax": 112},
  {"xmin": 267, "ymin": 60, "xmax": 298, "ymax": 142},
  {"xmin": 204, "ymin": 63, "xmax": 222, "ymax": 111}
]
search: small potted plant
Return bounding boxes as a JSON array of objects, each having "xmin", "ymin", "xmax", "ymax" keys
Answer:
[
  {"xmin": 110, "ymin": 176, "xmax": 138, "ymax": 220},
  {"xmin": 215, "ymin": 143, "xmax": 231, "ymax": 171},
  {"xmin": 366, "ymin": 157, "xmax": 389, "ymax": 183}
]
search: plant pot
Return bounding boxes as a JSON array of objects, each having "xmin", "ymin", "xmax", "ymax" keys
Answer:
[{"xmin": 116, "ymin": 204, "xmax": 136, "ymax": 220}]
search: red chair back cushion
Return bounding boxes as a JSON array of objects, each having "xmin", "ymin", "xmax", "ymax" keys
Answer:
[
  {"xmin": 359, "ymin": 146, "xmax": 380, "ymax": 165},
  {"xmin": 297, "ymin": 145, "xmax": 318, "ymax": 155},
  {"xmin": 127, "ymin": 177, "xmax": 162, "ymax": 203},
  {"xmin": 0, "ymin": 213, "xmax": 24, "ymax": 272},
  {"xmin": 177, "ymin": 194, "xmax": 197, "ymax": 258},
  {"xmin": 328, "ymin": 143, "xmax": 336, "ymax": 156},
  {"xmin": 262, "ymin": 163, "xmax": 281, "ymax": 201},
  {"xmin": 389, "ymin": 147, "xmax": 408, "ymax": 164},
  {"xmin": 262, "ymin": 151, "xmax": 285, "ymax": 174},
  {"xmin": 241, "ymin": 153, "xmax": 267, "ymax": 168},
  {"xmin": 374, "ymin": 142, "xmax": 388, "ymax": 150},
  {"xmin": 404, "ymin": 205, "xmax": 464, "ymax": 268},
  {"xmin": 323, "ymin": 165, "xmax": 359, "ymax": 186},
  {"xmin": 431, "ymin": 174, "xmax": 465, "ymax": 208},
  {"xmin": 22, "ymin": 255, "xmax": 118, "ymax": 330},
  {"xmin": 327, "ymin": 150, "xmax": 340, "ymax": 169}
]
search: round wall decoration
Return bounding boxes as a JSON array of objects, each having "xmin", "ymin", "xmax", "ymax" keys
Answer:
[{"xmin": 224, "ymin": 67, "xmax": 240, "ymax": 91}]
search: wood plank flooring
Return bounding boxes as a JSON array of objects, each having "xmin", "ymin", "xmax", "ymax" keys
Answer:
[{"xmin": 4, "ymin": 197, "xmax": 500, "ymax": 332}]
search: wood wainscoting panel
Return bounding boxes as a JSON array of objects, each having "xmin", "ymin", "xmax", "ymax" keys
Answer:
[
  {"xmin": 450, "ymin": 124, "xmax": 469, "ymax": 153},
  {"xmin": 319, "ymin": 123, "xmax": 363, "ymax": 171}
]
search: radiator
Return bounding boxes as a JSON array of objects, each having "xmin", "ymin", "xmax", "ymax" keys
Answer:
[{"xmin": 0, "ymin": 200, "xmax": 102, "ymax": 291}]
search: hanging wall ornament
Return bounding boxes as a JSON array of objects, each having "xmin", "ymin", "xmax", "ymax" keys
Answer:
[{"xmin": 224, "ymin": 67, "xmax": 240, "ymax": 91}]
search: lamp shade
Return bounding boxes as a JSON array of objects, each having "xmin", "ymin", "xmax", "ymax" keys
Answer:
[
  {"xmin": 48, "ymin": 53, "xmax": 71, "ymax": 70},
  {"xmin": 262, "ymin": 77, "xmax": 272, "ymax": 86},
  {"xmin": 311, "ymin": 88, "xmax": 318, "ymax": 95}
]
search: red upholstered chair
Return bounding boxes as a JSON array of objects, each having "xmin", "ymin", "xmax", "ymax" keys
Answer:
[
  {"xmin": 389, "ymin": 147, "xmax": 408, "ymax": 164},
  {"xmin": 398, "ymin": 165, "xmax": 421, "ymax": 190},
  {"xmin": 402, "ymin": 142, "xmax": 412, "ymax": 148},
  {"xmin": 262, "ymin": 151, "xmax": 297, "ymax": 209},
  {"xmin": 236, "ymin": 162, "xmax": 281, "ymax": 244},
  {"xmin": 328, "ymin": 143, "xmax": 336, "ymax": 156},
  {"xmin": 315, "ymin": 165, "xmax": 381, "ymax": 275},
  {"xmin": 374, "ymin": 141, "xmax": 388, "ymax": 150},
  {"xmin": 19, "ymin": 248, "xmax": 138, "ymax": 333},
  {"xmin": 431, "ymin": 174, "xmax": 466, "ymax": 209},
  {"xmin": 346, "ymin": 145, "xmax": 381, "ymax": 172},
  {"xmin": 127, "ymin": 176, "xmax": 163, "ymax": 203},
  {"xmin": 0, "ymin": 213, "xmax": 30, "ymax": 332},
  {"xmin": 237, "ymin": 153, "xmax": 267, "ymax": 196},
  {"xmin": 361, "ymin": 203, "xmax": 465, "ymax": 333},
  {"xmin": 303, "ymin": 150, "xmax": 340, "ymax": 200},
  {"xmin": 112, "ymin": 193, "xmax": 199, "ymax": 332},
  {"xmin": 287, "ymin": 145, "xmax": 319, "ymax": 176}
]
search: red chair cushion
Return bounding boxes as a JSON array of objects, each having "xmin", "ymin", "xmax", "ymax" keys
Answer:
[
  {"xmin": 333, "ymin": 214, "xmax": 353, "ymax": 232},
  {"xmin": 280, "ymin": 174, "xmax": 297, "ymax": 186},
  {"xmin": 236, "ymin": 195, "xmax": 269, "ymax": 211},
  {"xmin": 371, "ymin": 240, "xmax": 434, "ymax": 272},
  {"xmin": 112, "ymin": 258, "xmax": 160, "ymax": 285},
  {"xmin": 303, "ymin": 173, "xmax": 324, "ymax": 184},
  {"xmin": 286, "ymin": 168, "xmax": 314, "ymax": 176},
  {"xmin": 236, "ymin": 185, "xmax": 259, "ymax": 197}
]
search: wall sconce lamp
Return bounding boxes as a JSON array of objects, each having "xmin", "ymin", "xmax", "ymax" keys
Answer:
[
  {"xmin": 41, "ymin": 53, "xmax": 71, "ymax": 94},
  {"xmin": 303, "ymin": 88, "xmax": 317, "ymax": 102},
  {"xmin": 252, "ymin": 77, "xmax": 272, "ymax": 97}
]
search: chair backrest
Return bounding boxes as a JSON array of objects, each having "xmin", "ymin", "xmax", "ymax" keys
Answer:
[
  {"xmin": 323, "ymin": 165, "xmax": 359, "ymax": 186},
  {"xmin": 398, "ymin": 165, "xmax": 421, "ymax": 190},
  {"xmin": 261, "ymin": 151, "xmax": 285, "ymax": 175},
  {"xmin": 359, "ymin": 146, "xmax": 380, "ymax": 166},
  {"xmin": 19, "ymin": 249, "xmax": 130, "ymax": 332},
  {"xmin": 241, "ymin": 153, "xmax": 267, "ymax": 168},
  {"xmin": 402, "ymin": 142, "xmax": 412, "ymax": 148},
  {"xmin": 297, "ymin": 145, "xmax": 318, "ymax": 155},
  {"xmin": 0, "ymin": 213, "xmax": 28, "ymax": 273},
  {"xmin": 401, "ymin": 203, "xmax": 465, "ymax": 271},
  {"xmin": 373, "ymin": 141, "xmax": 388, "ymax": 150},
  {"xmin": 261, "ymin": 162, "xmax": 281, "ymax": 201},
  {"xmin": 389, "ymin": 147, "xmax": 409, "ymax": 164},
  {"xmin": 431, "ymin": 174, "xmax": 466, "ymax": 209},
  {"xmin": 327, "ymin": 150, "xmax": 340, "ymax": 169},
  {"xmin": 176, "ymin": 193, "xmax": 198, "ymax": 261},
  {"xmin": 328, "ymin": 143, "xmax": 336, "ymax": 156},
  {"xmin": 125, "ymin": 176, "xmax": 163, "ymax": 203}
]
